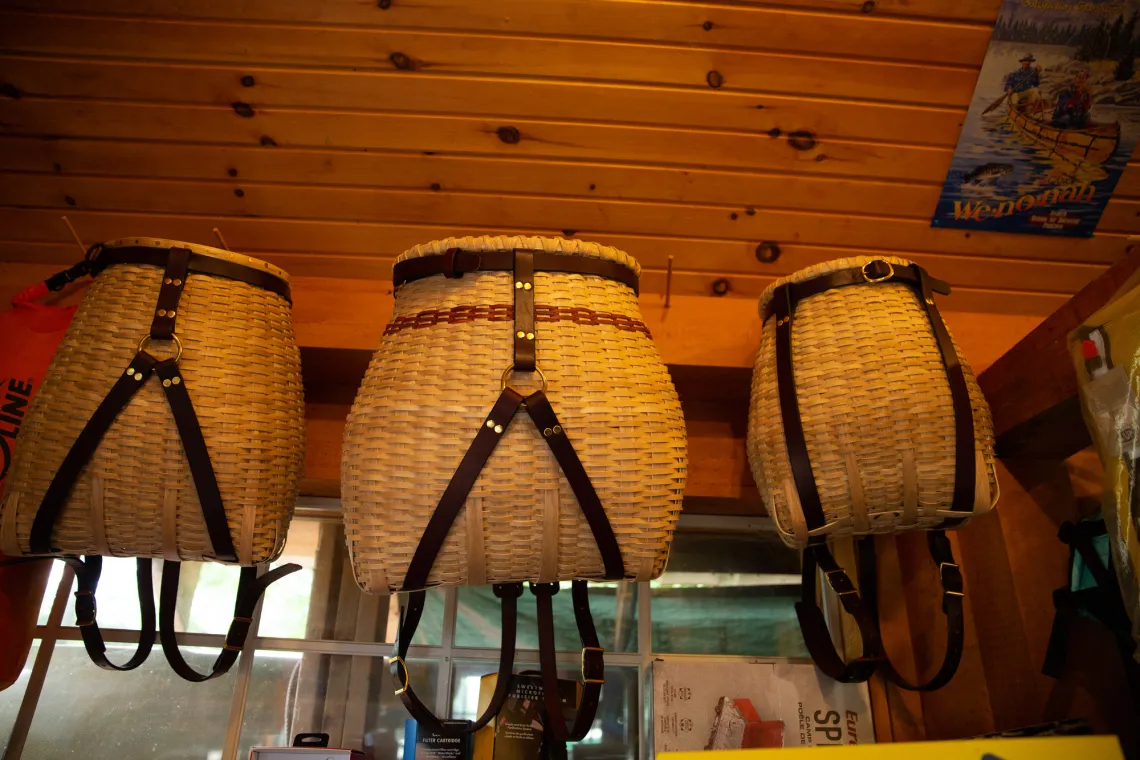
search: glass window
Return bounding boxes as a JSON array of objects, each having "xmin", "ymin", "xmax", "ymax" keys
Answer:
[
  {"xmin": 455, "ymin": 582, "xmax": 638, "ymax": 652},
  {"xmin": 239, "ymin": 652, "xmax": 439, "ymax": 760},
  {"xmin": 21, "ymin": 641, "xmax": 235, "ymax": 760},
  {"xmin": 650, "ymin": 530, "xmax": 807, "ymax": 657},
  {"xmin": 258, "ymin": 518, "xmax": 445, "ymax": 646},
  {"xmin": 450, "ymin": 660, "xmax": 638, "ymax": 760},
  {"xmin": 0, "ymin": 640, "xmax": 39, "ymax": 757}
]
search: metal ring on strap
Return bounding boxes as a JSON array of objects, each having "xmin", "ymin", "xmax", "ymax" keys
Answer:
[
  {"xmin": 137, "ymin": 333, "xmax": 183, "ymax": 364},
  {"xmin": 501, "ymin": 365, "xmax": 548, "ymax": 394}
]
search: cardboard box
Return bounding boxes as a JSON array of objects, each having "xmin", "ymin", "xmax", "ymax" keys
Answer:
[
  {"xmin": 661, "ymin": 735, "xmax": 1125, "ymax": 759},
  {"xmin": 472, "ymin": 673, "xmax": 580, "ymax": 760},
  {"xmin": 404, "ymin": 719, "xmax": 472, "ymax": 760},
  {"xmin": 652, "ymin": 660, "xmax": 872, "ymax": 752}
]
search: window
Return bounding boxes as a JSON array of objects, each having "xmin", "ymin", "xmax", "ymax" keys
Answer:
[{"xmin": 3, "ymin": 502, "xmax": 809, "ymax": 760}]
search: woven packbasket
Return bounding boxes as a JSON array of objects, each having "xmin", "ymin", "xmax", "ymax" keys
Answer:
[
  {"xmin": 0, "ymin": 237, "xmax": 305, "ymax": 680},
  {"xmin": 342, "ymin": 234, "xmax": 686, "ymax": 740},
  {"xmin": 746, "ymin": 255, "xmax": 998, "ymax": 691}
]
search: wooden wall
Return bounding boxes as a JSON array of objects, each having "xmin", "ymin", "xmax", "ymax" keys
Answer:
[
  {"xmin": 3, "ymin": 0, "xmax": 1140, "ymax": 751},
  {"xmin": 0, "ymin": 0, "xmax": 1138, "ymax": 307}
]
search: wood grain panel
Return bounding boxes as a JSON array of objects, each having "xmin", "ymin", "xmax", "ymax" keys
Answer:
[
  {"xmin": 0, "ymin": 199, "xmax": 1129, "ymax": 274},
  {"xmin": 0, "ymin": 55, "xmax": 966, "ymax": 147},
  {"xmin": 0, "ymin": 11, "xmax": 981, "ymax": 107},
  {"xmin": 0, "ymin": 98, "xmax": 952, "ymax": 184},
  {"xmin": 1, "ymin": 0, "xmax": 996, "ymax": 62},
  {"xmin": 5, "ymin": 136, "xmax": 1140, "ymax": 229}
]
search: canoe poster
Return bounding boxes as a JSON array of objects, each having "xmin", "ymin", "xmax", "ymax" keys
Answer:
[{"xmin": 932, "ymin": 0, "xmax": 1140, "ymax": 237}]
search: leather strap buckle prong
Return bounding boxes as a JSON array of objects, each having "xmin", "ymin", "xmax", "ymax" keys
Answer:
[
  {"xmin": 861, "ymin": 260, "xmax": 894, "ymax": 283},
  {"xmin": 580, "ymin": 646, "xmax": 605, "ymax": 685},
  {"xmin": 391, "ymin": 655, "xmax": 410, "ymax": 695}
]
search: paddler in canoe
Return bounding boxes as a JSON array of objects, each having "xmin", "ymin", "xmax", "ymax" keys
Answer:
[
  {"xmin": 1052, "ymin": 68, "xmax": 1093, "ymax": 129},
  {"xmin": 1003, "ymin": 53, "xmax": 1047, "ymax": 116}
]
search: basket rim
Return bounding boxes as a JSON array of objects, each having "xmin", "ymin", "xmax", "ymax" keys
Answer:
[
  {"xmin": 102, "ymin": 237, "xmax": 291, "ymax": 283},
  {"xmin": 757, "ymin": 254, "xmax": 917, "ymax": 316},
  {"xmin": 395, "ymin": 235, "xmax": 641, "ymax": 277}
]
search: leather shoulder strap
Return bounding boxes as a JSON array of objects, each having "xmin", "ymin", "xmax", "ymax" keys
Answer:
[{"xmin": 61, "ymin": 555, "xmax": 156, "ymax": 672}]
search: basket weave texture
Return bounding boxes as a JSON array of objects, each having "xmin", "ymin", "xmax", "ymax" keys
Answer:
[
  {"xmin": 341, "ymin": 235, "xmax": 686, "ymax": 594},
  {"xmin": 746, "ymin": 255, "xmax": 997, "ymax": 549},
  {"xmin": 0, "ymin": 238, "xmax": 305, "ymax": 565}
]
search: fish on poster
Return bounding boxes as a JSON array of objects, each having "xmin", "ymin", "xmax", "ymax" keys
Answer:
[{"xmin": 932, "ymin": 0, "xmax": 1140, "ymax": 236}]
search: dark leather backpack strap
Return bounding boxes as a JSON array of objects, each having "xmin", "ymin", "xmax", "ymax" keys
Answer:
[
  {"xmin": 390, "ymin": 387, "xmax": 526, "ymax": 735},
  {"xmin": 513, "ymin": 250, "xmax": 536, "ymax": 372},
  {"xmin": 30, "ymin": 351, "xmax": 161, "ymax": 554},
  {"xmin": 60, "ymin": 555, "xmax": 156, "ymax": 672},
  {"xmin": 914, "ymin": 266, "xmax": 976, "ymax": 522},
  {"xmin": 795, "ymin": 542, "xmax": 883, "ymax": 683},
  {"xmin": 154, "ymin": 359, "xmax": 237, "ymax": 563},
  {"xmin": 774, "ymin": 284, "xmax": 882, "ymax": 682},
  {"xmin": 158, "ymin": 560, "xmax": 299, "ymax": 682},
  {"xmin": 881, "ymin": 530, "xmax": 965, "ymax": 691},
  {"xmin": 392, "ymin": 583, "xmax": 522, "ymax": 736},
  {"xmin": 532, "ymin": 580, "xmax": 604, "ymax": 742},
  {"xmin": 524, "ymin": 390, "xmax": 624, "ymax": 580}
]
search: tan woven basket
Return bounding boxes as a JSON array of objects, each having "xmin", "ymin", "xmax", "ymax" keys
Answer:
[
  {"xmin": 0, "ymin": 237, "xmax": 305, "ymax": 564},
  {"xmin": 746, "ymin": 255, "xmax": 998, "ymax": 549},
  {"xmin": 341, "ymin": 235, "xmax": 687, "ymax": 594}
]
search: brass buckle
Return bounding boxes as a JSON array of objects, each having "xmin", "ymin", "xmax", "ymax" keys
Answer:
[
  {"xmin": 74, "ymin": 589, "xmax": 96, "ymax": 627},
  {"xmin": 824, "ymin": 568, "xmax": 858, "ymax": 596},
  {"xmin": 939, "ymin": 562, "xmax": 964, "ymax": 596},
  {"xmin": 137, "ymin": 333, "xmax": 183, "ymax": 364},
  {"xmin": 391, "ymin": 655, "xmax": 410, "ymax": 695},
  {"xmin": 580, "ymin": 646, "xmax": 605, "ymax": 685},
  {"xmin": 500, "ymin": 365, "xmax": 548, "ymax": 394},
  {"xmin": 861, "ymin": 260, "xmax": 894, "ymax": 283}
]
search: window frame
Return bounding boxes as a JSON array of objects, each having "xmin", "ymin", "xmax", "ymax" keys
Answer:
[{"xmin": 3, "ymin": 499, "xmax": 822, "ymax": 760}]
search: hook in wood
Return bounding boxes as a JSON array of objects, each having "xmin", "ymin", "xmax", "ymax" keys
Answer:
[
  {"xmin": 212, "ymin": 227, "xmax": 230, "ymax": 250},
  {"xmin": 665, "ymin": 255, "xmax": 674, "ymax": 309}
]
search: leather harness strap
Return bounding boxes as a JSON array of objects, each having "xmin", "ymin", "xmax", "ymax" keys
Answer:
[
  {"xmin": 513, "ymin": 250, "xmax": 537, "ymax": 372},
  {"xmin": 29, "ymin": 246, "xmax": 299, "ymax": 679},
  {"xmin": 148, "ymin": 247, "xmax": 189, "ymax": 340},
  {"xmin": 393, "ymin": 249, "xmax": 640, "ymax": 294},
  {"xmin": 89, "ymin": 245, "xmax": 292, "ymax": 303},
  {"xmin": 61, "ymin": 554, "xmax": 156, "ymax": 672},
  {"xmin": 533, "ymin": 580, "xmax": 605, "ymax": 742},
  {"xmin": 159, "ymin": 560, "xmax": 298, "ymax": 682},
  {"xmin": 795, "ymin": 540, "xmax": 883, "ymax": 684},
  {"xmin": 771, "ymin": 260, "xmax": 974, "ymax": 691}
]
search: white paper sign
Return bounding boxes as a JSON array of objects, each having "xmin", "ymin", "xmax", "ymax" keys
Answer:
[{"xmin": 652, "ymin": 660, "xmax": 873, "ymax": 752}]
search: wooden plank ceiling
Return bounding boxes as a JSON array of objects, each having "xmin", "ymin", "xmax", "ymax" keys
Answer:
[{"xmin": 0, "ymin": 0, "xmax": 1137, "ymax": 315}]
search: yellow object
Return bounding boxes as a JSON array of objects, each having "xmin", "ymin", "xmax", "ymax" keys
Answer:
[
  {"xmin": 662, "ymin": 735, "xmax": 1123, "ymax": 758},
  {"xmin": 1070, "ymin": 268, "xmax": 1140, "ymax": 657}
]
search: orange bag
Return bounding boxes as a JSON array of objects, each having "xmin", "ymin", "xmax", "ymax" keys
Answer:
[{"xmin": 0, "ymin": 269, "xmax": 81, "ymax": 690}]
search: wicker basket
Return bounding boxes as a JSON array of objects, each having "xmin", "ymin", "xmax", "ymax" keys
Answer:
[
  {"xmin": 746, "ymin": 255, "xmax": 998, "ymax": 549},
  {"xmin": 0, "ymin": 237, "xmax": 305, "ymax": 565},
  {"xmin": 341, "ymin": 235, "xmax": 687, "ymax": 594}
]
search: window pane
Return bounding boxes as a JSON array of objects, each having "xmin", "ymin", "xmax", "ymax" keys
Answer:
[
  {"xmin": 48, "ymin": 556, "xmax": 244, "ymax": 635},
  {"xmin": 258, "ymin": 518, "xmax": 444, "ymax": 645},
  {"xmin": 0, "ymin": 640, "xmax": 39, "ymax": 756},
  {"xmin": 240, "ymin": 652, "xmax": 439, "ymax": 760},
  {"xmin": 455, "ymin": 582, "xmax": 637, "ymax": 652},
  {"xmin": 450, "ymin": 661, "xmax": 638, "ymax": 760},
  {"xmin": 650, "ymin": 531, "xmax": 806, "ymax": 657},
  {"xmin": 21, "ymin": 641, "xmax": 234, "ymax": 759}
]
